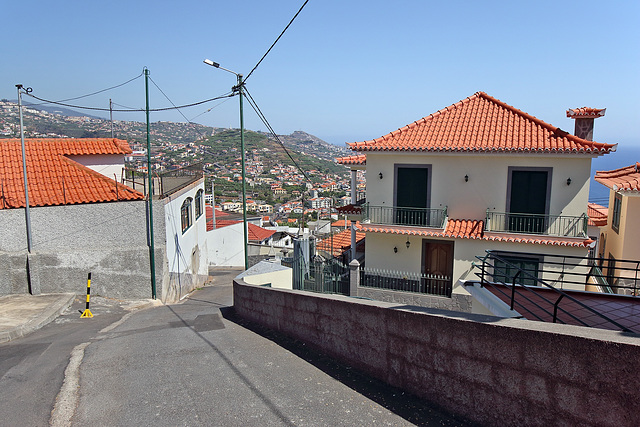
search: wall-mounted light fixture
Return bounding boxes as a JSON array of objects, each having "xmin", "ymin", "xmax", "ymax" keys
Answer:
[
  {"xmin": 566, "ymin": 177, "xmax": 572, "ymax": 186},
  {"xmin": 379, "ymin": 172, "xmax": 383, "ymax": 179},
  {"xmin": 393, "ymin": 246, "xmax": 398, "ymax": 253},
  {"xmin": 465, "ymin": 174, "xmax": 469, "ymax": 182},
  {"xmin": 406, "ymin": 239, "xmax": 411, "ymax": 249}
]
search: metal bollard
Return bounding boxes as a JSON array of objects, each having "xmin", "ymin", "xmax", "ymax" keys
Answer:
[{"xmin": 80, "ymin": 272, "xmax": 93, "ymax": 318}]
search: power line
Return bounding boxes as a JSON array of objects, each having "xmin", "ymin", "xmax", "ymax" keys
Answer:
[
  {"xmin": 244, "ymin": 0, "xmax": 310, "ymax": 83},
  {"xmin": 244, "ymin": 87, "xmax": 311, "ymax": 184},
  {"xmin": 24, "ymin": 91, "xmax": 235, "ymax": 113},
  {"xmin": 24, "ymin": 73, "xmax": 144, "ymax": 106}
]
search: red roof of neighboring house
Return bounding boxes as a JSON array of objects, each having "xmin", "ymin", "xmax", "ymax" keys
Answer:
[
  {"xmin": 0, "ymin": 138, "xmax": 143, "ymax": 209},
  {"xmin": 316, "ymin": 228, "xmax": 366, "ymax": 257},
  {"xmin": 336, "ymin": 204, "xmax": 362, "ymax": 215},
  {"xmin": 247, "ymin": 223, "xmax": 275, "ymax": 242},
  {"xmin": 594, "ymin": 163, "xmax": 640, "ymax": 192},
  {"xmin": 347, "ymin": 92, "xmax": 616, "ymax": 154},
  {"xmin": 336, "ymin": 154, "xmax": 366, "ymax": 165},
  {"xmin": 566, "ymin": 107, "xmax": 606, "ymax": 119},
  {"xmin": 357, "ymin": 219, "xmax": 592, "ymax": 247},
  {"xmin": 332, "ymin": 219, "xmax": 358, "ymax": 228},
  {"xmin": 587, "ymin": 203, "xmax": 608, "ymax": 227}
]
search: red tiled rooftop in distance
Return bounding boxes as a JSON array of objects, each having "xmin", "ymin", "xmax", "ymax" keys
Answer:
[
  {"xmin": 247, "ymin": 223, "xmax": 275, "ymax": 242},
  {"xmin": 566, "ymin": 107, "xmax": 606, "ymax": 119},
  {"xmin": 357, "ymin": 219, "xmax": 592, "ymax": 247},
  {"xmin": 587, "ymin": 203, "xmax": 608, "ymax": 227},
  {"xmin": 347, "ymin": 92, "xmax": 616, "ymax": 154},
  {"xmin": 336, "ymin": 154, "xmax": 366, "ymax": 165},
  {"xmin": 316, "ymin": 228, "xmax": 366, "ymax": 256},
  {"xmin": 595, "ymin": 163, "xmax": 640, "ymax": 192},
  {"xmin": 0, "ymin": 138, "xmax": 143, "ymax": 209}
]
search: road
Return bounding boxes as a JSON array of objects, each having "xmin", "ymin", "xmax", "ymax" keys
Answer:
[{"xmin": 0, "ymin": 269, "xmax": 470, "ymax": 426}]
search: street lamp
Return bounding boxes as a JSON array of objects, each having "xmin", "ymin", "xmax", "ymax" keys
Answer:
[{"xmin": 203, "ymin": 59, "xmax": 249, "ymax": 270}]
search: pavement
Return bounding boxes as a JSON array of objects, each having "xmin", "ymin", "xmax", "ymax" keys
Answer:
[{"xmin": 0, "ymin": 292, "xmax": 77, "ymax": 344}]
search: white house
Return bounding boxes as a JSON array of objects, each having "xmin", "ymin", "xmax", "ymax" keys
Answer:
[{"xmin": 345, "ymin": 92, "xmax": 616, "ymax": 311}]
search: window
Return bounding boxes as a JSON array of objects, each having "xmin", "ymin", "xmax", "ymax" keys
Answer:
[
  {"xmin": 181, "ymin": 198, "xmax": 193, "ymax": 233},
  {"xmin": 195, "ymin": 190, "xmax": 203, "ymax": 219},
  {"xmin": 493, "ymin": 253, "xmax": 541, "ymax": 286},
  {"xmin": 394, "ymin": 164, "xmax": 432, "ymax": 226},
  {"xmin": 612, "ymin": 193, "xmax": 622, "ymax": 233},
  {"xmin": 506, "ymin": 167, "xmax": 551, "ymax": 234}
]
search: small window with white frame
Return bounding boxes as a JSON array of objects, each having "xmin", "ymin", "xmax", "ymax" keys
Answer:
[{"xmin": 181, "ymin": 197, "xmax": 193, "ymax": 233}]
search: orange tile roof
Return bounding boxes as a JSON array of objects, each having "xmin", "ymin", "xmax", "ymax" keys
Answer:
[
  {"xmin": 594, "ymin": 163, "xmax": 640, "ymax": 192},
  {"xmin": 587, "ymin": 203, "xmax": 608, "ymax": 227},
  {"xmin": 0, "ymin": 138, "xmax": 143, "ymax": 209},
  {"xmin": 566, "ymin": 107, "xmax": 606, "ymax": 119},
  {"xmin": 247, "ymin": 223, "xmax": 276, "ymax": 242},
  {"xmin": 336, "ymin": 204, "xmax": 362, "ymax": 215},
  {"xmin": 316, "ymin": 228, "xmax": 366, "ymax": 257},
  {"xmin": 347, "ymin": 92, "xmax": 616, "ymax": 154},
  {"xmin": 357, "ymin": 219, "xmax": 591, "ymax": 247},
  {"xmin": 336, "ymin": 154, "xmax": 366, "ymax": 165}
]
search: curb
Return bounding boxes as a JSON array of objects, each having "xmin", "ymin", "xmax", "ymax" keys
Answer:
[{"xmin": 0, "ymin": 293, "xmax": 76, "ymax": 344}]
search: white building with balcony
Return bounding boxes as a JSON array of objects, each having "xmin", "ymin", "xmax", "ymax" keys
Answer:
[{"xmin": 345, "ymin": 92, "xmax": 616, "ymax": 310}]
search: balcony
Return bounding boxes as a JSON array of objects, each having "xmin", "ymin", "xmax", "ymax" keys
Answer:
[
  {"xmin": 362, "ymin": 204, "xmax": 447, "ymax": 229},
  {"xmin": 485, "ymin": 211, "xmax": 588, "ymax": 238}
]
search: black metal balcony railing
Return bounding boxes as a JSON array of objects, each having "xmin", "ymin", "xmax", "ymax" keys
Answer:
[
  {"xmin": 362, "ymin": 204, "xmax": 447, "ymax": 228},
  {"xmin": 485, "ymin": 211, "xmax": 588, "ymax": 238}
]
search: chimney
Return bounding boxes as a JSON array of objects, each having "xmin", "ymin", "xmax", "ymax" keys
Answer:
[{"xmin": 566, "ymin": 107, "xmax": 606, "ymax": 141}]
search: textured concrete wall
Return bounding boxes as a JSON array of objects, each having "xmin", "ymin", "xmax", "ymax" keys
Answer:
[
  {"xmin": 357, "ymin": 287, "xmax": 472, "ymax": 312},
  {"xmin": 0, "ymin": 200, "xmax": 168, "ymax": 299},
  {"xmin": 234, "ymin": 280, "xmax": 640, "ymax": 427}
]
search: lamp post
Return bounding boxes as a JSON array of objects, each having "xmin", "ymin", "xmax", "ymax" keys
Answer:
[{"xmin": 203, "ymin": 59, "xmax": 249, "ymax": 270}]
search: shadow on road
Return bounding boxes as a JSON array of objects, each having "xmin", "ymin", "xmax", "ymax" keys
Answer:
[{"xmin": 218, "ymin": 306, "xmax": 474, "ymax": 427}]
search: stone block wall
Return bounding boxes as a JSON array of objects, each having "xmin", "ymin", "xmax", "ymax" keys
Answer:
[{"xmin": 234, "ymin": 280, "xmax": 640, "ymax": 427}]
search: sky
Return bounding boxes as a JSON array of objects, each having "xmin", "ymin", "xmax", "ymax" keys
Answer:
[{"xmin": 2, "ymin": 0, "xmax": 639, "ymax": 152}]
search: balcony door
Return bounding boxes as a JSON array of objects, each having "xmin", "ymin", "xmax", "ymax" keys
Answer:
[
  {"xmin": 394, "ymin": 165, "xmax": 430, "ymax": 226},
  {"xmin": 507, "ymin": 168, "xmax": 551, "ymax": 233}
]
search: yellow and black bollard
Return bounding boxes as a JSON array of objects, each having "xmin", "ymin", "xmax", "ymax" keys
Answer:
[{"xmin": 80, "ymin": 272, "xmax": 93, "ymax": 318}]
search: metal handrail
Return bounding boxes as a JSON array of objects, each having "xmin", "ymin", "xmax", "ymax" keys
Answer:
[
  {"xmin": 363, "ymin": 204, "xmax": 447, "ymax": 228},
  {"xmin": 474, "ymin": 251, "xmax": 633, "ymax": 332},
  {"xmin": 485, "ymin": 211, "xmax": 588, "ymax": 238}
]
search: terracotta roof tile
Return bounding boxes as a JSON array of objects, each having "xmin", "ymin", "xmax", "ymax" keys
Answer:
[
  {"xmin": 336, "ymin": 154, "xmax": 366, "ymax": 165},
  {"xmin": 247, "ymin": 223, "xmax": 276, "ymax": 242},
  {"xmin": 316, "ymin": 228, "xmax": 366, "ymax": 257},
  {"xmin": 566, "ymin": 107, "xmax": 606, "ymax": 119},
  {"xmin": 336, "ymin": 204, "xmax": 362, "ymax": 215},
  {"xmin": 348, "ymin": 92, "xmax": 616, "ymax": 154},
  {"xmin": 587, "ymin": 203, "xmax": 608, "ymax": 227},
  {"xmin": 357, "ymin": 219, "xmax": 591, "ymax": 247},
  {"xmin": 594, "ymin": 162, "xmax": 640, "ymax": 192},
  {"xmin": 0, "ymin": 138, "xmax": 143, "ymax": 209}
]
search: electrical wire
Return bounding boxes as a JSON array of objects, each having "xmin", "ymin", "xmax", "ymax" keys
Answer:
[
  {"xmin": 24, "ymin": 73, "xmax": 144, "ymax": 106},
  {"xmin": 189, "ymin": 97, "xmax": 233, "ymax": 121},
  {"xmin": 244, "ymin": 0, "xmax": 310, "ymax": 83},
  {"xmin": 24, "ymin": 91, "xmax": 235, "ymax": 112},
  {"xmin": 244, "ymin": 87, "xmax": 312, "ymax": 184}
]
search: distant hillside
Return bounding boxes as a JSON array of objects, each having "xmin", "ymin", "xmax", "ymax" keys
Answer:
[{"xmin": 0, "ymin": 100, "xmax": 350, "ymax": 174}]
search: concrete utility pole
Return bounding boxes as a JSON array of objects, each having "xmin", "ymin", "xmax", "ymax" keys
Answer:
[
  {"xmin": 144, "ymin": 68, "xmax": 157, "ymax": 299},
  {"xmin": 16, "ymin": 84, "xmax": 33, "ymax": 253}
]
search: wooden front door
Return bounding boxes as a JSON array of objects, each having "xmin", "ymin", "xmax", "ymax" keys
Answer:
[{"xmin": 422, "ymin": 240, "xmax": 454, "ymax": 297}]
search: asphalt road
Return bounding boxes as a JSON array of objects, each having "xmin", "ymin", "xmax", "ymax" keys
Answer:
[{"xmin": 1, "ymin": 269, "xmax": 472, "ymax": 426}]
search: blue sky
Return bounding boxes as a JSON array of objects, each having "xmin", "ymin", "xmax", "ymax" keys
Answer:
[{"xmin": 2, "ymin": 0, "xmax": 639, "ymax": 151}]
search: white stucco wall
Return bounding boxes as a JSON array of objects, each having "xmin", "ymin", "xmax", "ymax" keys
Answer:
[
  {"xmin": 365, "ymin": 152, "xmax": 594, "ymax": 220},
  {"xmin": 67, "ymin": 154, "xmax": 126, "ymax": 182},
  {"xmin": 163, "ymin": 178, "xmax": 208, "ymax": 279},
  {"xmin": 207, "ymin": 222, "xmax": 245, "ymax": 267}
]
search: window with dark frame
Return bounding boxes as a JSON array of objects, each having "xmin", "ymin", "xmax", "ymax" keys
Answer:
[
  {"xmin": 181, "ymin": 198, "xmax": 193, "ymax": 233},
  {"xmin": 492, "ymin": 253, "xmax": 542, "ymax": 287},
  {"xmin": 195, "ymin": 190, "xmax": 203, "ymax": 219},
  {"xmin": 612, "ymin": 193, "xmax": 622, "ymax": 233}
]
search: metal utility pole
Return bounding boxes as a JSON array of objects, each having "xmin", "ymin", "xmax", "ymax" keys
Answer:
[
  {"xmin": 203, "ymin": 59, "xmax": 249, "ymax": 270},
  {"xmin": 109, "ymin": 98, "xmax": 114, "ymax": 138},
  {"xmin": 144, "ymin": 68, "xmax": 157, "ymax": 299},
  {"xmin": 16, "ymin": 84, "xmax": 33, "ymax": 253}
]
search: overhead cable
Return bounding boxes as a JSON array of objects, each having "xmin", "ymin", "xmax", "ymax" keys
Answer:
[
  {"xmin": 244, "ymin": 0, "xmax": 310, "ymax": 83},
  {"xmin": 244, "ymin": 87, "xmax": 311, "ymax": 184}
]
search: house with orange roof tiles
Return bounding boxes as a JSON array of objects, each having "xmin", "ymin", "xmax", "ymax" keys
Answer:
[
  {"xmin": 344, "ymin": 92, "xmax": 616, "ymax": 313},
  {"xmin": 0, "ymin": 138, "xmax": 208, "ymax": 303},
  {"xmin": 593, "ymin": 163, "xmax": 640, "ymax": 295}
]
